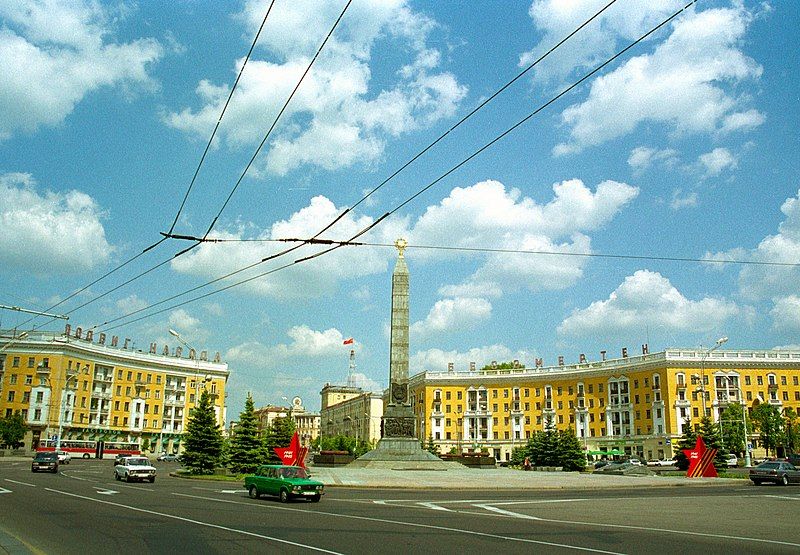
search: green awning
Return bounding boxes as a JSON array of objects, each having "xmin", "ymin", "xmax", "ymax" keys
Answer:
[{"xmin": 589, "ymin": 449, "xmax": 624, "ymax": 455}]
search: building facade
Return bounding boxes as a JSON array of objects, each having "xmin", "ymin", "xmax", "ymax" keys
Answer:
[
  {"xmin": 0, "ymin": 329, "xmax": 229, "ymax": 454},
  {"xmin": 320, "ymin": 384, "xmax": 383, "ymax": 444},
  {"xmin": 409, "ymin": 347, "xmax": 800, "ymax": 462},
  {"xmin": 254, "ymin": 396, "xmax": 320, "ymax": 447}
]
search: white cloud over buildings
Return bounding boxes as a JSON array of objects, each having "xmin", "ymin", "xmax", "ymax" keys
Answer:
[{"xmin": 0, "ymin": 0, "xmax": 162, "ymax": 140}]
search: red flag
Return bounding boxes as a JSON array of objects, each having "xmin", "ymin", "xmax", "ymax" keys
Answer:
[{"xmin": 343, "ymin": 337, "xmax": 354, "ymax": 345}]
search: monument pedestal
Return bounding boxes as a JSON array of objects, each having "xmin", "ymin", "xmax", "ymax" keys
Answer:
[{"xmin": 349, "ymin": 438, "xmax": 456, "ymax": 469}]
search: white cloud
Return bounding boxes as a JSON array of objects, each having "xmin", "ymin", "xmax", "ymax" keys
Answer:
[
  {"xmin": 557, "ymin": 270, "xmax": 740, "ymax": 338},
  {"xmin": 670, "ymin": 189, "xmax": 698, "ymax": 210},
  {"xmin": 708, "ymin": 190, "xmax": 800, "ymax": 301},
  {"xmin": 411, "ymin": 345, "xmax": 534, "ymax": 373},
  {"xmin": 720, "ymin": 109, "xmax": 765, "ymax": 134},
  {"xmin": 520, "ymin": 1, "xmax": 686, "ymax": 85},
  {"xmin": 410, "ymin": 178, "xmax": 638, "ymax": 295},
  {"xmin": 170, "ymin": 195, "xmax": 392, "ymax": 298},
  {"xmin": 410, "ymin": 297, "xmax": 492, "ymax": 338},
  {"xmin": 771, "ymin": 296, "xmax": 800, "ymax": 332},
  {"xmin": 0, "ymin": 0, "xmax": 162, "ymax": 139},
  {"xmin": 226, "ymin": 325, "xmax": 348, "ymax": 367},
  {"xmin": 699, "ymin": 147, "xmax": 737, "ymax": 176},
  {"xmin": 553, "ymin": 6, "xmax": 762, "ymax": 155},
  {"xmin": 165, "ymin": 0, "xmax": 466, "ymax": 176},
  {"xmin": 0, "ymin": 172, "xmax": 112, "ymax": 275},
  {"xmin": 115, "ymin": 295, "xmax": 149, "ymax": 314},
  {"xmin": 627, "ymin": 146, "xmax": 679, "ymax": 172},
  {"xmin": 168, "ymin": 309, "xmax": 201, "ymax": 332}
]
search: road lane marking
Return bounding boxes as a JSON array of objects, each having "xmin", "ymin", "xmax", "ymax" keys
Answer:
[
  {"xmin": 487, "ymin": 499, "xmax": 590, "ymax": 506},
  {"xmin": 44, "ymin": 488, "xmax": 342, "ymax": 554},
  {"xmin": 95, "ymin": 489, "xmax": 119, "ymax": 495},
  {"xmin": 764, "ymin": 495, "xmax": 800, "ymax": 501},
  {"xmin": 4, "ymin": 479, "xmax": 35, "ymax": 487},
  {"xmin": 417, "ymin": 502, "xmax": 451, "ymax": 512},
  {"xmin": 472, "ymin": 503, "xmax": 800, "ymax": 548},
  {"xmin": 476, "ymin": 504, "xmax": 542, "ymax": 519},
  {"xmin": 219, "ymin": 490, "xmax": 244, "ymax": 494},
  {"xmin": 0, "ymin": 487, "xmax": 11, "ymax": 494},
  {"xmin": 175, "ymin": 493, "xmax": 624, "ymax": 554}
]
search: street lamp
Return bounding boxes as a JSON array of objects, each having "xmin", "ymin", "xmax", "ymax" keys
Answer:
[
  {"xmin": 0, "ymin": 331, "xmax": 28, "ymax": 352},
  {"xmin": 699, "ymin": 336, "xmax": 728, "ymax": 416}
]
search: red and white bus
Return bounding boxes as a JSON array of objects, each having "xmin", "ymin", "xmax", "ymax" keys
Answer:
[{"xmin": 36, "ymin": 439, "xmax": 141, "ymax": 459}]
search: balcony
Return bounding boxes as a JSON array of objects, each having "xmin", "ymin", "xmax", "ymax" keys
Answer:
[
  {"xmin": 768, "ymin": 383, "xmax": 779, "ymax": 391},
  {"xmin": 91, "ymin": 390, "xmax": 112, "ymax": 400}
]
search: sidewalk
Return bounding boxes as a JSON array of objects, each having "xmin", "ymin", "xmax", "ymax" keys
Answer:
[{"xmin": 307, "ymin": 464, "xmax": 740, "ymax": 490}]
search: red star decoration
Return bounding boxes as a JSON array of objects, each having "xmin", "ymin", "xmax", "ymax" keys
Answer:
[{"xmin": 683, "ymin": 436, "xmax": 718, "ymax": 478}]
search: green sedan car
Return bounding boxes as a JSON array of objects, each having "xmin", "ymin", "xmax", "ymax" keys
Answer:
[{"xmin": 244, "ymin": 465, "xmax": 324, "ymax": 503}]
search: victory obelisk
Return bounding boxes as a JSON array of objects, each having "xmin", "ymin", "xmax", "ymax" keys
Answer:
[
  {"xmin": 350, "ymin": 238, "xmax": 447, "ymax": 467},
  {"xmin": 383, "ymin": 238, "xmax": 415, "ymax": 436}
]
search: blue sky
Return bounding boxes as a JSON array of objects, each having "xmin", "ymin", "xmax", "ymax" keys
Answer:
[{"xmin": 1, "ymin": 0, "xmax": 798, "ymax": 418}]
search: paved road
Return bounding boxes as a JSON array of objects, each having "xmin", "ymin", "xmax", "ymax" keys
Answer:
[{"xmin": 1, "ymin": 458, "xmax": 799, "ymax": 554}]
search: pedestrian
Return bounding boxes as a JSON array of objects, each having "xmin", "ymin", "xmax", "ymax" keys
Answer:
[{"xmin": 523, "ymin": 456, "xmax": 531, "ymax": 471}]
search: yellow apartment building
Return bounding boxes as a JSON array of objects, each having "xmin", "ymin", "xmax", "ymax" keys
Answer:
[
  {"xmin": 409, "ymin": 347, "xmax": 800, "ymax": 462},
  {"xmin": 0, "ymin": 328, "xmax": 229, "ymax": 454}
]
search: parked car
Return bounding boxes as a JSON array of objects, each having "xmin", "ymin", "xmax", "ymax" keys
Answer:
[
  {"xmin": 244, "ymin": 465, "xmax": 324, "ymax": 503},
  {"xmin": 787, "ymin": 453, "xmax": 800, "ymax": 467},
  {"xmin": 725, "ymin": 454, "xmax": 738, "ymax": 468},
  {"xmin": 749, "ymin": 461, "xmax": 800, "ymax": 486},
  {"xmin": 56, "ymin": 450, "xmax": 71, "ymax": 464},
  {"xmin": 157, "ymin": 453, "xmax": 178, "ymax": 462},
  {"xmin": 647, "ymin": 458, "xmax": 675, "ymax": 467},
  {"xmin": 593, "ymin": 459, "xmax": 610, "ymax": 469},
  {"xmin": 32, "ymin": 452, "xmax": 59, "ymax": 473},
  {"xmin": 114, "ymin": 456, "xmax": 157, "ymax": 483},
  {"xmin": 627, "ymin": 458, "xmax": 643, "ymax": 466},
  {"xmin": 113, "ymin": 453, "xmax": 128, "ymax": 466}
]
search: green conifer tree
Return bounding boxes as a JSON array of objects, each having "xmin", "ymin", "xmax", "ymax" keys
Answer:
[
  {"xmin": 181, "ymin": 390, "xmax": 223, "ymax": 474},
  {"xmin": 228, "ymin": 393, "xmax": 264, "ymax": 474},
  {"xmin": 674, "ymin": 418, "xmax": 697, "ymax": 471},
  {"xmin": 698, "ymin": 415, "xmax": 728, "ymax": 471},
  {"xmin": 557, "ymin": 428, "xmax": 587, "ymax": 471},
  {"xmin": 263, "ymin": 416, "xmax": 296, "ymax": 463}
]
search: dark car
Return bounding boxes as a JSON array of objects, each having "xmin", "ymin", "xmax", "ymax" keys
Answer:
[
  {"xmin": 787, "ymin": 453, "xmax": 800, "ymax": 467},
  {"xmin": 593, "ymin": 459, "xmax": 610, "ymax": 469},
  {"xmin": 113, "ymin": 453, "xmax": 128, "ymax": 466},
  {"xmin": 32, "ymin": 452, "xmax": 59, "ymax": 473},
  {"xmin": 749, "ymin": 461, "xmax": 800, "ymax": 486}
]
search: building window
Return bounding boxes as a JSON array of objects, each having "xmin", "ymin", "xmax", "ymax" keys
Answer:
[
  {"xmin": 7, "ymin": 391, "xmax": 14, "ymax": 402},
  {"xmin": 781, "ymin": 375, "xmax": 787, "ymax": 386},
  {"xmin": 446, "ymin": 391, "xmax": 451, "ymax": 400},
  {"xmin": 9, "ymin": 374, "xmax": 16, "ymax": 385},
  {"xmin": 12, "ymin": 357, "xmax": 19, "ymax": 367},
  {"xmin": 27, "ymin": 357, "xmax": 35, "ymax": 368},
  {"xmin": 457, "ymin": 391, "xmax": 462, "ymax": 400},
  {"xmin": 22, "ymin": 391, "xmax": 30, "ymax": 403},
  {"xmin": 124, "ymin": 402, "xmax": 129, "ymax": 411},
  {"xmin": 757, "ymin": 375, "xmax": 763, "ymax": 386}
]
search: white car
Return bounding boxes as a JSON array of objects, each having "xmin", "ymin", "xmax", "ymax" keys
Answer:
[
  {"xmin": 725, "ymin": 454, "xmax": 738, "ymax": 467},
  {"xmin": 627, "ymin": 458, "xmax": 643, "ymax": 466},
  {"xmin": 56, "ymin": 450, "xmax": 71, "ymax": 464},
  {"xmin": 114, "ymin": 456, "xmax": 157, "ymax": 483}
]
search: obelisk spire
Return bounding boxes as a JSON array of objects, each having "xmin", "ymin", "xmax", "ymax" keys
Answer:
[{"xmin": 389, "ymin": 238, "xmax": 409, "ymax": 400}]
